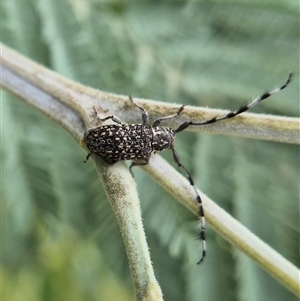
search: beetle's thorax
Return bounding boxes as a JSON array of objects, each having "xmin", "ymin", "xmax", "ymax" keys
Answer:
[{"xmin": 152, "ymin": 127, "xmax": 175, "ymax": 153}]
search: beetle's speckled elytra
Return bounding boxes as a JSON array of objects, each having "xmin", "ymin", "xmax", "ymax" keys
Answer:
[
  {"xmin": 84, "ymin": 122, "xmax": 175, "ymax": 165},
  {"xmin": 83, "ymin": 73, "xmax": 292, "ymax": 265}
]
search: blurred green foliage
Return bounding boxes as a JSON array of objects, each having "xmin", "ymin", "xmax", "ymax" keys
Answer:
[{"xmin": 1, "ymin": 1, "xmax": 299, "ymax": 300}]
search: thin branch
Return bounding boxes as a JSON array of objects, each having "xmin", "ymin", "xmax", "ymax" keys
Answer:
[
  {"xmin": 142, "ymin": 155, "xmax": 300, "ymax": 296},
  {"xmin": 1, "ymin": 62, "xmax": 85, "ymax": 139},
  {"xmin": 93, "ymin": 159, "xmax": 163, "ymax": 301},
  {"xmin": 1, "ymin": 43, "xmax": 299, "ymax": 297},
  {"xmin": 1, "ymin": 43, "xmax": 299, "ymax": 144}
]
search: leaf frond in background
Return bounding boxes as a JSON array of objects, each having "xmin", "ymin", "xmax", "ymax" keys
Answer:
[{"xmin": 2, "ymin": 0, "xmax": 299, "ymax": 300}]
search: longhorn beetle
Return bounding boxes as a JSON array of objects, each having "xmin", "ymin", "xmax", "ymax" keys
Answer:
[{"xmin": 83, "ymin": 73, "xmax": 292, "ymax": 264}]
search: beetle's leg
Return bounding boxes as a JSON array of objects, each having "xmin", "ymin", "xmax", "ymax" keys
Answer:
[
  {"xmin": 129, "ymin": 160, "xmax": 149, "ymax": 177},
  {"xmin": 83, "ymin": 152, "xmax": 92, "ymax": 163},
  {"xmin": 93, "ymin": 107, "xmax": 122, "ymax": 124},
  {"xmin": 129, "ymin": 96, "xmax": 149, "ymax": 124},
  {"xmin": 152, "ymin": 105, "xmax": 185, "ymax": 127}
]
